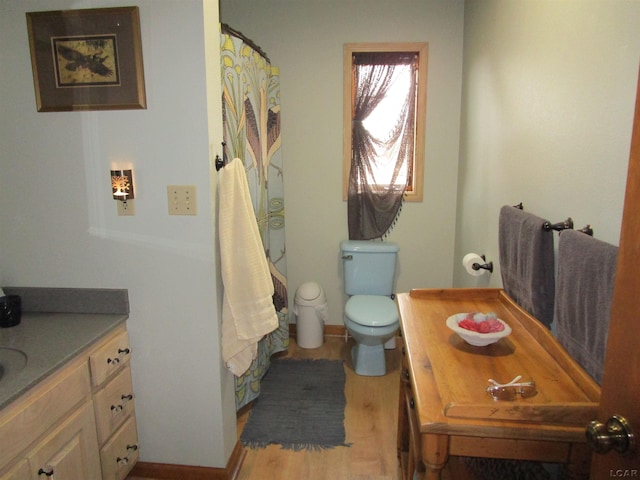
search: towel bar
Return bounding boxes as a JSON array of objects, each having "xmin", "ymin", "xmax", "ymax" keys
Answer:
[
  {"xmin": 543, "ymin": 217, "xmax": 573, "ymax": 232},
  {"xmin": 579, "ymin": 225, "xmax": 594, "ymax": 236}
]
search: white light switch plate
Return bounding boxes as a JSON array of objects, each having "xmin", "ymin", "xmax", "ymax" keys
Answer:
[{"xmin": 167, "ymin": 185, "xmax": 197, "ymax": 215}]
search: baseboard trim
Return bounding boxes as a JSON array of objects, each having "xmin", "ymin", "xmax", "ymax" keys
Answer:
[
  {"xmin": 288, "ymin": 323, "xmax": 347, "ymax": 338},
  {"xmin": 130, "ymin": 440, "xmax": 246, "ymax": 480}
]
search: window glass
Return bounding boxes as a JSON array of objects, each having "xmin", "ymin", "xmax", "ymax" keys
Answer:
[{"xmin": 343, "ymin": 43, "xmax": 428, "ymax": 202}]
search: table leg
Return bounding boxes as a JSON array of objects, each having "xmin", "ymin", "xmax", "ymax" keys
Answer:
[
  {"xmin": 422, "ymin": 433, "xmax": 449, "ymax": 480},
  {"xmin": 397, "ymin": 377, "xmax": 409, "ymax": 461}
]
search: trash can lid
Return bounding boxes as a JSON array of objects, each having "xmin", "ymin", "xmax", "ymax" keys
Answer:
[
  {"xmin": 345, "ymin": 295, "xmax": 398, "ymax": 327},
  {"xmin": 295, "ymin": 282, "xmax": 324, "ymax": 302}
]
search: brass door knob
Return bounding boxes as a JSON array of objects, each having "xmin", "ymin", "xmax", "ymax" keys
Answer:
[{"xmin": 586, "ymin": 415, "xmax": 636, "ymax": 456}]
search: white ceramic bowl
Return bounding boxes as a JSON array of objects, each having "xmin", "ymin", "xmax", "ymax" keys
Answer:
[{"xmin": 446, "ymin": 313, "xmax": 512, "ymax": 347}]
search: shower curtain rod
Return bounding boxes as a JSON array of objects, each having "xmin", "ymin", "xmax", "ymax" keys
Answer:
[{"xmin": 221, "ymin": 23, "xmax": 270, "ymax": 63}]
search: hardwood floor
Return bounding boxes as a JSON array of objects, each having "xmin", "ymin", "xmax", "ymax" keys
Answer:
[
  {"xmin": 128, "ymin": 335, "xmax": 474, "ymax": 480},
  {"xmin": 236, "ymin": 336, "xmax": 402, "ymax": 480}
]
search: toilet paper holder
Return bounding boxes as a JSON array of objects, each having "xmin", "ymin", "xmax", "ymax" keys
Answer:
[{"xmin": 472, "ymin": 255, "xmax": 493, "ymax": 273}]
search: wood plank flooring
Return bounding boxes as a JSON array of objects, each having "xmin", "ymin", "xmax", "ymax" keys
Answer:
[
  {"xmin": 236, "ymin": 336, "xmax": 402, "ymax": 480},
  {"xmin": 128, "ymin": 335, "xmax": 474, "ymax": 480}
]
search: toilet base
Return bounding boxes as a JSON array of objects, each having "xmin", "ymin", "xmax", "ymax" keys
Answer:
[{"xmin": 351, "ymin": 343, "xmax": 387, "ymax": 376}]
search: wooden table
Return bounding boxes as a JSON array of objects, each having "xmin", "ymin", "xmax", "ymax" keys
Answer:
[{"xmin": 396, "ymin": 288, "xmax": 600, "ymax": 480}]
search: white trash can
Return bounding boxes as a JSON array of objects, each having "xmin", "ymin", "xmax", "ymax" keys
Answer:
[{"xmin": 294, "ymin": 282, "xmax": 328, "ymax": 349}]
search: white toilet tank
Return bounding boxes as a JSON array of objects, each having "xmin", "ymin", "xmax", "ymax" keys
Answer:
[{"xmin": 341, "ymin": 240, "xmax": 399, "ymax": 296}]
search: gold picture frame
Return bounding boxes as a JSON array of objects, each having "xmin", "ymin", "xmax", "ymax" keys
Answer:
[{"xmin": 26, "ymin": 7, "xmax": 147, "ymax": 112}]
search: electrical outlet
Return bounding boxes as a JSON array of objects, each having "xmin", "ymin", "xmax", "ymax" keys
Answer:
[
  {"xmin": 117, "ymin": 199, "xmax": 136, "ymax": 216},
  {"xmin": 167, "ymin": 185, "xmax": 197, "ymax": 215}
]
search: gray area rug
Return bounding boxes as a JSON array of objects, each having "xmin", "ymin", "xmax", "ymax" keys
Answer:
[{"xmin": 240, "ymin": 358, "xmax": 351, "ymax": 451}]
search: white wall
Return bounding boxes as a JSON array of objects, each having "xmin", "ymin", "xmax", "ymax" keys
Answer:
[
  {"xmin": 456, "ymin": 0, "xmax": 640, "ymax": 292},
  {"xmin": 0, "ymin": 0, "xmax": 236, "ymax": 468},
  {"xmin": 220, "ymin": 0, "xmax": 465, "ymax": 326}
]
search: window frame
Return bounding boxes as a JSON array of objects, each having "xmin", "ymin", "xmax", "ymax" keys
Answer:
[{"xmin": 343, "ymin": 42, "xmax": 428, "ymax": 202}]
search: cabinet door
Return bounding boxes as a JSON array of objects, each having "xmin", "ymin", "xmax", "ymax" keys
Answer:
[
  {"xmin": 0, "ymin": 363, "xmax": 90, "ymax": 470},
  {"xmin": 27, "ymin": 401, "xmax": 101, "ymax": 480},
  {"xmin": 0, "ymin": 459, "xmax": 30, "ymax": 480}
]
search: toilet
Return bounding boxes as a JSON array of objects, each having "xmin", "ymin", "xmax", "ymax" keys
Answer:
[{"xmin": 341, "ymin": 240, "xmax": 400, "ymax": 376}]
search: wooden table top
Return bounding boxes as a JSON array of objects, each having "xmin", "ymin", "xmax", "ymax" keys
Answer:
[{"xmin": 397, "ymin": 288, "xmax": 601, "ymax": 443}]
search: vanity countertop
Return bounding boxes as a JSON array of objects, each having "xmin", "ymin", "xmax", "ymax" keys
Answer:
[
  {"xmin": 0, "ymin": 287, "xmax": 129, "ymax": 410},
  {"xmin": 0, "ymin": 312, "xmax": 127, "ymax": 409}
]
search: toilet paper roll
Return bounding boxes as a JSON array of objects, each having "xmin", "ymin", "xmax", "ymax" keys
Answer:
[{"xmin": 462, "ymin": 253, "xmax": 486, "ymax": 276}]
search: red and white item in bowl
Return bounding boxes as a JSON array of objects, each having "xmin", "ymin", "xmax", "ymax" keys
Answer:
[{"xmin": 446, "ymin": 312, "xmax": 512, "ymax": 346}]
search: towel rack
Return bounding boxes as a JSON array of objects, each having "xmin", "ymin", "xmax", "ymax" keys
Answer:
[
  {"xmin": 543, "ymin": 217, "xmax": 573, "ymax": 232},
  {"xmin": 511, "ymin": 204, "xmax": 593, "ymax": 236},
  {"xmin": 579, "ymin": 225, "xmax": 594, "ymax": 236},
  {"xmin": 215, "ymin": 142, "xmax": 228, "ymax": 171}
]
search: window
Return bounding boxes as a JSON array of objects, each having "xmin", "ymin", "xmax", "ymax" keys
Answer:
[{"xmin": 343, "ymin": 43, "xmax": 428, "ymax": 203}]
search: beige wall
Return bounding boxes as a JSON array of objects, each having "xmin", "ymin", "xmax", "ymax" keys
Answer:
[
  {"xmin": 222, "ymin": 0, "xmax": 640, "ymax": 330},
  {"xmin": 457, "ymin": 0, "xmax": 640, "ymax": 290},
  {"xmin": 220, "ymin": 0, "xmax": 466, "ymax": 326},
  {"xmin": 0, "ymin": 0, "xmax": 236, "ymax": 468}
]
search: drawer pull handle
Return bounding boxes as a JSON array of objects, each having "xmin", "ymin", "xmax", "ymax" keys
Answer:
[
  {"xmin": 107, "ymin": 346, "xmax": 131, "ymax": 365},
  {"xmin": 111, "ymin": 393, "xmax": 134, "ymax": 414},
  {"xmin": 38, "ymin": 467, "xmax": 54, "ymax": 477},
  {"xmin": 117, "ymin": 444, "xmax": 139, "ymax": 465},
  {"xmin": 410, "ymin": 398, "xmax": 415, "ymax": 409}
]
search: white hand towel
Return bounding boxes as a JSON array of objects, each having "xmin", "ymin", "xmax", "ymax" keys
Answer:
[{"xmin": 219, "ymin": 158, "xmax": 278, "ymax": 376}]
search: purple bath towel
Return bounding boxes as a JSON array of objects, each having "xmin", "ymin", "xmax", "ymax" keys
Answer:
[
  {"xmin": 498, "ymin": 205, "xmax": 555, "ymax": 328},
  {"xmin": 555, "ymin": 230, "xmax": 617, "ymax": 384}
]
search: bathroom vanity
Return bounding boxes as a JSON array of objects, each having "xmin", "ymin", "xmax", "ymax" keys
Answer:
[
  {"xmin": 0, "ymin": 288, "xmax": 137, "ymax": 480},
  {"xmin": 396, "ymin": 288, "xmax": 599, "ymax": 480}
]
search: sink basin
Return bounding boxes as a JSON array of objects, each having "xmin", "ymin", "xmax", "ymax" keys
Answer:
[{"xmin": 0, "ymin": 348, "xmax": 28, "ymax": 383}]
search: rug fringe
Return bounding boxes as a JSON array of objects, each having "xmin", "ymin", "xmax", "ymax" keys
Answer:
[{"xmin": 242, "ymin": 441, "xmax": 352, "ymax": 451}]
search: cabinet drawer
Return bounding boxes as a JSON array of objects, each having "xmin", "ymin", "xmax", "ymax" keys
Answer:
[
  {"xmin": 0, "ymin": 362, "xmax": 90, "ymax": 470},
  {"xmin": 100, "ymin": 416, "xmax": 139, "ymax": 480},
  {"xmin": 90, "ymin": 330, "xmax": 131, "ymax": 387},
  {"xmin": 94, "ymin": 365, "xmax": 135, "ymax": 444}
]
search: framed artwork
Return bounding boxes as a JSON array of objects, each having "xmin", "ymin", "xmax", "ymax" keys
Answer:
[{"xmin": 26, "ymin": 7, "xmax": 147, "ymax": 112}]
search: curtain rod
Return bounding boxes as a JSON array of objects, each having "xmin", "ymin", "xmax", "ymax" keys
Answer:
[{"xmin": 221, "ymin": 23, "xmax": 270, "ymax": 63}]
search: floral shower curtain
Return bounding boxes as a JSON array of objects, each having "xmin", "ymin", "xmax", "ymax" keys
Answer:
[{"xmin": 220, "ymin": 25, "xmax": 289, "ymax": 410}]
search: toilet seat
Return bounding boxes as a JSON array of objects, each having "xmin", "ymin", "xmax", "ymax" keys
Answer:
[{"xmin": 345, "ymin": 295, "xmax": 398, "ymax": 327}]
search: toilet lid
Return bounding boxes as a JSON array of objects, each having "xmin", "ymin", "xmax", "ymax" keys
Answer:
[{"xmin": 345, "ymin": 295, "xmax": 398, "ymax": 327}]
